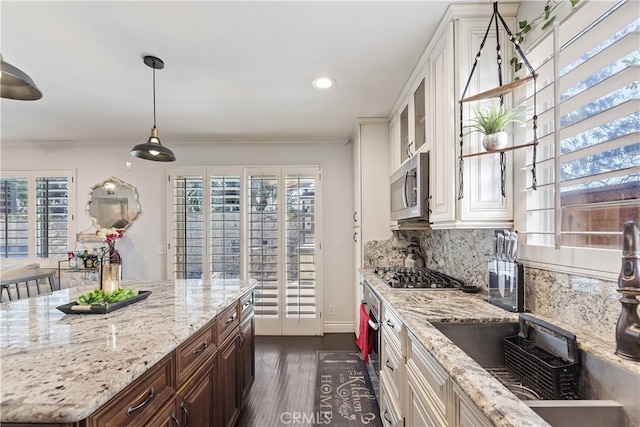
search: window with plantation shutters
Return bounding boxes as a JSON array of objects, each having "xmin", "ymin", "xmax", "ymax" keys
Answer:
[
  {"xmin": 1, "ymin": 171, "xmax": 74, "ymax": 260},
  {"xmin": 515, "ymin": 0, "xmax": 639, "ymax": 278}
]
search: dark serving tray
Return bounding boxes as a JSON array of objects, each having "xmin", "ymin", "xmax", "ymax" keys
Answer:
[{"xmin": 56, "ymin": 291, "xmax": 152, "ymax": 314}]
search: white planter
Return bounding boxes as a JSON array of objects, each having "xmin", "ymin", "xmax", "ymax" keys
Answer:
[{"xmin": 483, "ymin": 131, "xmax": 508, "ymax": 152}]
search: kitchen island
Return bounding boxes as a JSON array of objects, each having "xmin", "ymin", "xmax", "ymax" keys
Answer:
[{"xmin": 0, "ymin": 278, "xmax": 255, "ymax": 425}]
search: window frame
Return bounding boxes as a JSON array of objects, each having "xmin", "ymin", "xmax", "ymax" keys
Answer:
[
  {"xmin": 0, "ymin": 169, "xmax": 76, "ymax": 267},
  {"xmin": 513, "ymin": 0, "xmax": 638, "ymax": 281}
]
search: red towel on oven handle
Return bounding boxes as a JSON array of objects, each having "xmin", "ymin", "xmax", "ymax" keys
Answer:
[{"xmin": 355, "ymin": 303, "xmax": 371, "ymax": 363}]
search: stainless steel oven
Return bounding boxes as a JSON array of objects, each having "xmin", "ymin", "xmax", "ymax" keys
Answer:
[{"xmin": 362, "ymin": 280, "xmax": 381, "ymax": 401}]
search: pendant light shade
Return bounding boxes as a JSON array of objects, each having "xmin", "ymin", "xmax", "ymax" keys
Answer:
[
  {"xmin": 0, "ymin": 53, "xmax": 42, "ymax": 100},
  {"xmin": 130, "ymin": 55, "xmax": 176, "ymax": 162}
]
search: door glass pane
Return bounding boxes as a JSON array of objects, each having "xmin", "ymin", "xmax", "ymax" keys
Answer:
[
  {"xmin": 210, "ymin": 175, "xmax": 241, "ymax": 279},
  {"xmin": 285, "ymin": 175, "xmax": 316, "ymax": 318},
  {"xmin": 248, "ymin": 176, "xmax": 279, "ymax": 318},
  {"xmin": 173, "ymin": 176, "xmax": 204, "ymax": 279}
]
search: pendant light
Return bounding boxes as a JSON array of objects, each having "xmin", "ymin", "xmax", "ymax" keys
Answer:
[
  {"xmin": 0, "ymin": 53, "xmax": 42, "ymax": 100},
  {"xmin": 130, "ymin": 55, "xmax": 176, "ymax": 162}
]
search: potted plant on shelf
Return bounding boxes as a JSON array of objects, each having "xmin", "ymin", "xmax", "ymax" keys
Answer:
[{"xmin": 465, "ymin": 102, "xmax": 523, "ymax": 152}]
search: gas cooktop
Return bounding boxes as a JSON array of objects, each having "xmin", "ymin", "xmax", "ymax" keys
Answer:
[{"xmin": 373, "ymin": 267, "xmax": 464, "ymax": 289}]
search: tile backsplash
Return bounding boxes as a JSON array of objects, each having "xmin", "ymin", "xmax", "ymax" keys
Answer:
[{"xmin": 364, "ymin": 228, "xmax": 621, "ymax": 344}]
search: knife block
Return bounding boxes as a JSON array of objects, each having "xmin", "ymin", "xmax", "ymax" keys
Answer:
[{"xmin": 488, "ymin": 260, "xmax": 524, "ymax": 312}]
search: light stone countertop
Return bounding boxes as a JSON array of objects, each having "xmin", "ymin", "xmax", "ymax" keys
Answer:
[
  {"xmin": 0, "ymin": 278, "xmax": 255, "ymax": 424},
  {"xmin": 361, "ymin": 268, "xmax": 640, "ymax": 427}
]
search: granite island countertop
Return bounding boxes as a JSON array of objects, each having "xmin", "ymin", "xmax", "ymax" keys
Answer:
[
  {"xmin": 361, "ymin": 268, "xmax": 640, "ymax": 427},
  {"xmin": 0, "ymin": 278, "xmax": 255, "ymax": 424}
]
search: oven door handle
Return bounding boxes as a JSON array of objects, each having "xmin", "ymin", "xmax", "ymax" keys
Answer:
[{"xmin": 368, "ymin": 319, "xmax": 380, "ymax": 331}]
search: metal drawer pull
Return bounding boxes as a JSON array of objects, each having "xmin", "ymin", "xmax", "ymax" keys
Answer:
[
  {"xmin": 368, "ymin": 319, "xmax": 379, "ymax": 331},
  {"xmin": 243, "ymin": 301, "xmax": 252, "ymax": 310},
  {"xmin": 226, "ymin": 313, "xmax": 237, "ymax": 324},
  {"xmin": 180, "ymin": 401, "xmax": 189, "ymax": 426},
  {"xmin": 171, "ymin": 413, "xmax": 182, "ymax": 427},
  {"xmin": 385, "ymin": 359, "xmax": 394, "ymax": 371},
  {"xmin": 193, "ymin": 341, "xmax": 208, "ymax": 355},
  {"xmin": 127, "ymin": 387, "xmax": 155, "ymax": 415},
  {"xmin": 386, "ymin": 320, "xmax": 395, "ymax": 329},
  {"xmin": 383, "ymin": 409, "xmax": 392, "ymax": 425}
]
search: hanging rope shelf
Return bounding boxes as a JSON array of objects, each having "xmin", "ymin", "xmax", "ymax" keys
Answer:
[{"xmin": 458, "ymin": 1, "xmax": 539, "ymax": 199}]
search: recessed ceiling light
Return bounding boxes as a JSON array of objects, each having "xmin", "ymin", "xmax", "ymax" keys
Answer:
[{"xmin": 312, "ymin": 76, "xmax": 336, "ymax": 89}]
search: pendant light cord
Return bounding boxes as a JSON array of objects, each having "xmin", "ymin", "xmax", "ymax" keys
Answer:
[{"xmin": 152, "ymin": 65, "xmax": 157, "ymax": 129}]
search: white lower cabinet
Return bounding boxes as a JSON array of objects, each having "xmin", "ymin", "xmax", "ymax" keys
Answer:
[
  {"xmin": 379, "ymin": 326, "xmax": 493, "ymax": 427},
  {"xmin": 380, "ymin": 304, "xmax": 405, "ymax": 426},
  {"xmin": 380, "ymin": 373, "xmax": 404, "ymax": 427},
  {"xmin": 405, "ymin": 331, "xmax": 449, "ymax": 427},
  {"xmin": 451, "ymin": 382, "xmax": 494, "ymax": 427}
]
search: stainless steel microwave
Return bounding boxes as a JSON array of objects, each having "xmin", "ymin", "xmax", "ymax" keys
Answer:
[{"xmin": 390, "ymin": 152, "xmax": 429, "ymax": 222}]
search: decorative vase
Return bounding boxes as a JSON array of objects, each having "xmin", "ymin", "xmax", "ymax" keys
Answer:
[
  {"xmin": 483, "ymin": 131, "xmax": 508, "ymax": 152},
  {"xmin": 107, "ymin": 242, "xmax": 121, "ymax": 265},
  {"xmin": 101, "ymin": 264, "xmax": 121, "ymax": 293},
  {"xmin": 100, "ymin": 243, "xmax": 122, "ymax": 292}
]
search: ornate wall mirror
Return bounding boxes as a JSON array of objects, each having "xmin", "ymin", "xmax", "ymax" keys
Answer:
[{"xmin": 86, "ymin": 177, "xmax": 141, "ymax": 230}]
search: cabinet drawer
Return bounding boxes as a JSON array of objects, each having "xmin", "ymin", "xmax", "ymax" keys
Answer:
[
  {"xmin": 86, "ymin": 353, "xmax": 175, "ymax": 427},
  {"xmin": 380, "ymin": 327, "xmax": 403, "ymax": 402},
  {"xmin": 216, "ymin": 301, "xmax": 240, "ymax": 342},
  {"xmin": 176, "ymin": 320, "xmax": 216, "ymax": 387},
  {"xmin": 382, "ymin": 304, "xmax": 403, "ymax": 348},
  {"xmin": 240, "ymin": 291, "xmax": 254, "ymax": 321}
]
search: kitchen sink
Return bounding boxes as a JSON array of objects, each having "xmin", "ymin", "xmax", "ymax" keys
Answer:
[{"xmin": 431, "ymin": 321, "xmax": 635, "ymax": 427}]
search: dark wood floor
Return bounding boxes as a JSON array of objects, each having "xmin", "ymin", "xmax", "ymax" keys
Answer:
[{"xmin": 237, "ymin": 334, "xmax": 358, "ymax": 427}]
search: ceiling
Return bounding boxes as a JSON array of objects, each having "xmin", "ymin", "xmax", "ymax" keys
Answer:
[{"xmin": 1, "ymin": 1, "xmax": 466, "ymax": 146}]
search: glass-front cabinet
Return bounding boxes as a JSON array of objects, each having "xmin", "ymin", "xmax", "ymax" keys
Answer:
[
  {"xmin": 395, "ymin": 77, "xmax": 427, "ymax": 168},
  {"xmin": 389, "ymin": 73, "xmax": 427, "ymax": 172}
]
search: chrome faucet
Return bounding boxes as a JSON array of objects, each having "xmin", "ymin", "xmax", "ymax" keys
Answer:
[{"xmin": 615, "ymin": 220, "xmax": 640, "ymax": 361}]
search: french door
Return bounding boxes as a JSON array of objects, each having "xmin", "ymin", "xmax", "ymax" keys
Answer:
[
  {"xmin": 169, "ymin": 166, "xmax": 322, "ymax": 336},
  {"xmin": 247, "ymin": 167, "xmax": 322, "ymax": 335}
]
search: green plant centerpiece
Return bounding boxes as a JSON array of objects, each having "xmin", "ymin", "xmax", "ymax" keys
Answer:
[{"xmin": 465, "ymin": 102, "xmax": 523, "ymax": 152}]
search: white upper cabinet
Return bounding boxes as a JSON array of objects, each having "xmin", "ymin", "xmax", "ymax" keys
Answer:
[
  {"xmin": 390, "ymin": 74, "xmax": 428, "ymax": 172},
  {"xmin": 389, "ymin": 3, "xmax": 519, "ymax": 230},
  {"xmin": 427, "ymin": 21, "xmax": 455, "ymax": 225}
]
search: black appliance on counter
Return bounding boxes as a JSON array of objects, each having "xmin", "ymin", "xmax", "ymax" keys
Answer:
[{"xmin": 373, "ymin": 266, "xmax": 464, "ymax": 289}]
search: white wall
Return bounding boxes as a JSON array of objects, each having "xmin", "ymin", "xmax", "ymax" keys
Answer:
[{"xmin": 0, "ymin": 139, "xmax": 355, "ymax": 327}]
